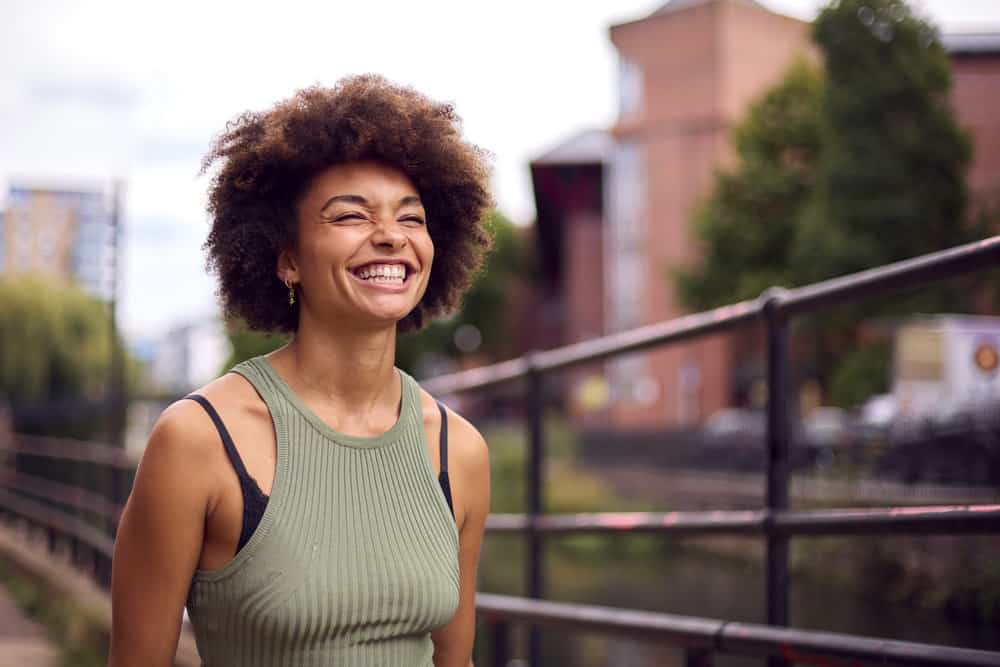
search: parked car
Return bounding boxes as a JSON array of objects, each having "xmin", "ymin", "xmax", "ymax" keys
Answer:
[
  {"xmin": 702, "ymin": 408, "xmax": 766, "ymax": 449},
  {"xmin": 800, "ymin": 407, "xmax": 854, "ymax": 449}
]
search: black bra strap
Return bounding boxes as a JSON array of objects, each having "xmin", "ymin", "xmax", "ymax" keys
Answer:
[
  {"xmin": 183, "ymin": 394, "xmax": 268, "ymax": 553},
  {"xmin": 436, "ymin": 400, "xmax": 455, "ymax": 519},
  {"xmin": 184, "ymin": 394, "xmax": 254, "ymax": 482}
]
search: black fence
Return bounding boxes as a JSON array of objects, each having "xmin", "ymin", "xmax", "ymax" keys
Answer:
[
  {"xmin": 1, "ymin": 236, "xmax": 999, "ymax": 666},
  {"xmin": 420, "ymin": 235, "xmax": 1000, "ymax": 667}
]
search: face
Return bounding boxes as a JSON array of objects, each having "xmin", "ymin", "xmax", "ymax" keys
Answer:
[{"xmin": 279, "ymin": 161, "xmax": 434, "ymax": 330}]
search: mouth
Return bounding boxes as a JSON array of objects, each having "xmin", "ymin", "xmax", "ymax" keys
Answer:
[{"xmin": 347, "ymin": 260, "xmax": 416, "ymax": 290}]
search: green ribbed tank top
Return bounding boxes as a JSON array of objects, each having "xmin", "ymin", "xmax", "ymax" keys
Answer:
[{"xmin": 185, "ymin": 357, "xmax": 460, "ymax": 666}]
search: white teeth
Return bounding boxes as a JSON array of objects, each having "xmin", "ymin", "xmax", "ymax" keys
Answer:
[{"xmin": 355, "ymin": 263, "xmax": 407, "ymax": 282}]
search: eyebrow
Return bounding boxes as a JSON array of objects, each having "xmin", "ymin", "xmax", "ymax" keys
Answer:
[{"xmin": 319, "ymin": 194, "xmax": 422, "ymax": 214}]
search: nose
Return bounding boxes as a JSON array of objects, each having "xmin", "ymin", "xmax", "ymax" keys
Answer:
[{"xmin": 371, "ymin": 219, "xmax": 408, "ymax": 250}]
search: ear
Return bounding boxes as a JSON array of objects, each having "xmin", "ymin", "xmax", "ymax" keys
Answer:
[{"xmin": 276, "ymin": 248, "xmax": 299, "ymax": 285}]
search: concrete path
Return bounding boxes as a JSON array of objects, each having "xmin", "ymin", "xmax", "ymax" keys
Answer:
[{"xmin": 0, "ymin": 583, "xmax": 58, "ymax": 667}]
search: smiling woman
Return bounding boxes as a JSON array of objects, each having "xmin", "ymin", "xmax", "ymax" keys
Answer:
[{"xmin": 109, "ymin": 75, "xmax": 494, "ymax": 667}]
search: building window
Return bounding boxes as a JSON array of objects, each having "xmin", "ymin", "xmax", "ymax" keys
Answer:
[
  {"xmin": 605, "ymin": 141, "xmax": 644, "ymax": 334},
  {"xmin": 605, "ymin": 140, "xmax": 646, "ymax": 405},
  {"xmin": 619, "ymin": 58, "xmax": 643, "ymax": 118}
]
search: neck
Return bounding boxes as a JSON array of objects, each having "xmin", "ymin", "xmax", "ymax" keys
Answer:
[{"xmin": 270, "ymin": 314, "xmax": 400, "ymax": 415}]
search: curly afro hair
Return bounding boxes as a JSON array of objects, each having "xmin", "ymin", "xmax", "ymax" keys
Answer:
[{"xmin": 202, "ymin": 74, "xmax": 495, "ymax": 333}]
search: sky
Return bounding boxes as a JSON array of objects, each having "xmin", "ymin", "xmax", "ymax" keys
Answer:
[{"xmin": 2, "ymin": 0, "xmax": 999, "ymax": 342}]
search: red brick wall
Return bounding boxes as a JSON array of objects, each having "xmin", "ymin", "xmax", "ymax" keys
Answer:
[
  {"xmin": 950, "ymin": 54, "xmax": 1000, "ymax": 201},
  {"xmin": 605, "ymin": 0, "xmax": 812, "ymax": 427},
  {"xmin": 565, "ymin": 1, "xmax": 999, "ymax": 430},
  {"xmin": 564, "ymin": 211, "xmax": 605, "ymax": 343}
]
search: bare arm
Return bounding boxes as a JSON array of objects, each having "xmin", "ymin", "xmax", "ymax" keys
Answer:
[
  {"xmin": 432, "ymin": 416, "xmax": 491, "ymax": 667},
  {"xmin": 109, "ymin": 402, "xmax": 215, "ymax": 666}
]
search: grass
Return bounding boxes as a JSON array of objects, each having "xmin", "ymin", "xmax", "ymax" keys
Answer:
[{"xmin": 0, "ymin": 558, "xmax": 106, "ymax": 667}]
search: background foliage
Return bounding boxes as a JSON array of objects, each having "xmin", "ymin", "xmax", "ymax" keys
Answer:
[
  {"xmin": 675, "ymin": 0, "xmax": 994, "ymax": 407},
  {"xmin": 0, "ymin": 276, "xmax": 133, "ymax": 438}
]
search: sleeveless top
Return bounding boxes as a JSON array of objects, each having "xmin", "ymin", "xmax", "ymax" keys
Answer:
[{"xmin": 184, "ymin": 357, "xmax": 460, "ymax": 667}]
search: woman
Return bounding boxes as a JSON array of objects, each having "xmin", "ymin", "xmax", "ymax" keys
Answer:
[{"xmin": 110, "ymin": 75, "xmax": 493, "ymax": 666}]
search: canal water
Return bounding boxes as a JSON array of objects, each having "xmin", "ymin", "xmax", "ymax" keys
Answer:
[{"xmin": 477, "ymin": 534, "xmax": 998, "ymax": 666}]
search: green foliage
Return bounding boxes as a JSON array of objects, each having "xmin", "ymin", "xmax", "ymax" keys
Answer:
[
  {"xmin": 398, "ymin": 210, "xmax": 528, "ymax": 375},
  {"xmin": 0, "ymin": 276, "xmax": 133, "ymax": 436},
  {"xmin": 675, "ymin": 60, "xmax": 824, "ymax": 310},
  {"xmin": 828, "ymin": 340, "xmax": 891, "ymax": 407},
  {"xmin": 795, "ymin": 0, "xmax": 979, "ymax": 282},
  {"xmin": 0, "ymin": 276, "xmax": 111, "ymax": 403},
  {"xmin": 0, "ymin": 559, "xmax": 106, "ymax": 667},
  {"xmin": 481, "ymin": 416, "xmax": 583, "ymax": 515},
  {"xmin": 222, "ymin": 326, "xmax": 289, "ymax": 371},
  {"xmin": 676, "ymin": 0, "xmax": 991, "ymax": 406}
]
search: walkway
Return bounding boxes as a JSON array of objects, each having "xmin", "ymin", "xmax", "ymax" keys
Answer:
[{"xmin": 0, "ymin": 584, "xmax": 58, "ymax": 667}]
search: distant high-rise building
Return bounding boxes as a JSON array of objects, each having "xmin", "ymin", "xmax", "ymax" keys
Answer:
[
  {"xmin": 1, "ymin": 185, "xmax": 114, "ymax": 299},
  {"xmin": 146, "ymin": 317, "xmax": 231, "ymax": 394}
]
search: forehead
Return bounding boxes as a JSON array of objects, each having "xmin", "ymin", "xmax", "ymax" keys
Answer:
[{"xmin": 301, "ymin": 161, "xmax": 420, "ymax": 206}]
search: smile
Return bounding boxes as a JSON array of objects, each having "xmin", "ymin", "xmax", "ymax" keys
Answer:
[{"xmin": 348, "ymin": 261, "xmax": 414, "ymax": 292}]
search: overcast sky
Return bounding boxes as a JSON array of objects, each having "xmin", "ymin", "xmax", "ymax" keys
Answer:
[{"xmin": 2, "ymin": 0, "xmax": 998, "ymax": 341}]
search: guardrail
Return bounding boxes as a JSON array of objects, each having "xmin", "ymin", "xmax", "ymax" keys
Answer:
[
  {"xmin": 1, "ymin": 237, "xmax": 999, "ymax": 666},
  {"xmin": 422, "ymin": 236, "xmax": 1000, "ymax": 667},
  {"xmin": 0, "ymin": 435, "xmax": 129, "ymax": 586},
  {"xmin": 476, "ymin": 593, "xmax": 1000, "ymax": 667}
]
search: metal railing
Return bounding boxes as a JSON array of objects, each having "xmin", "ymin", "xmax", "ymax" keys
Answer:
[
  {"xmin": 0, "ymin": 435, "xmax": 130, "ymax": 585},
  {"xmin": 420, "ymin": 235, "xmax": 1000, "ymax": 667},
  {"xmin": 1, "ymin": 236, "xmax": 999, "ymax": 666}
]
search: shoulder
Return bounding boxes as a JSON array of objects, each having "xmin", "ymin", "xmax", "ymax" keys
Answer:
[
  {"xmin": 443, "ymin": 406, "xmax": 489, "ymax": 478},
  {"xmin": 420, "ymin": 389, "xmax": 489, "ymax": 468},
  {"xmin": 138, "ymin": 372, "xmax": 257, "ymax": 491},
  {"xmin": 416, "ymin": 388, "xmax": 489, "ymax": 484}
]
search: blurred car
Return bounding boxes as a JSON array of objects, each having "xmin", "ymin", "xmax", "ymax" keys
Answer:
[
  {"xmin": 801, "ymin": 407, "xmax": 854, "ymax": 449},
  {"xmin": 702, "ymin": 408, "xmax": 766, "ymax": 448},
  {"xmin": 857, "ymin": 394, "xmax": 896, "ymax": 441}
]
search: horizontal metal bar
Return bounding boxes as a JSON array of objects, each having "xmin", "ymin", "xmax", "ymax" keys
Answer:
[
  {"xmin": 773, "ymin": 503, "xmax": 1000, "ymax": 536},
  {"xmin": 423, "ymin": 300, "xmax": 759, "ymax": 394},
  {"xmin": 422, "ymin": 236, "xmax": 1000, "ymax": 394},
  {"xmin": 1, "ymin": 473, "xmax": 123, "ymax": 522},
  {"xmin": 720, "ymin": 619, "xmax": 1000, "ymax": 667},
  {"xmin": 0, "ymin": 490, "xmax": 114, "ymax": 558},
  {"xmin": 0, "ymin": 434, "xmax": 134, "ymax": 469},
  {"xmin": 779, "ymin": 235, "xmax": 1000, "ymax": 317},
  {"xmin": 476, "ymin": 593, "xmax": 721, "ymax": 648},
  {"xmin": 476, "ymin": 593, "xmax": 1000, "ymax": 667},
  {"xmin": 485, "ymin": 504, "xmax": 1000, "ymax": 537}
]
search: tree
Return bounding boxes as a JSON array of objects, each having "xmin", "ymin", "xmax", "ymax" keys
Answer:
[
  {"xmin": 674, "ymin": 60, "xmax": 824, "ymax": 311},
  {"xmin": 676, "ymin": 0, "xmax": 990, "ymax": 407},
  {"xmin": 0, "ymin": 276, "xmax": 128, "ymax": 437},
  {"xmin": 397, "ymin": 210, "xmax": 527, "ymax": 375},
  {"xmin": 222, "ymin": 326, "xmax": 289, "ymax": 373},
  {"xmin": 793, "ymin": 0, "xmax": 979, "ymax": 282}
]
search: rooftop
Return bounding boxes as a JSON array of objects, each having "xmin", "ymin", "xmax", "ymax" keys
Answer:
[
  {"xmin": 651, "ymin": 0, "xmax": 765, "ymax": 17},
  {"xmin": 941, "ymin": 32, "xmax": 1000, "ymax": 54},
  {"xmin": 531, "ymin": 129, "xmax": 615, "ymax": 166}
]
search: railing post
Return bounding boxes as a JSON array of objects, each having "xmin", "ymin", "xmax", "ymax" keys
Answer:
[
  {"xmin": 685, "ymin": 648, "xmax": 712, "ymax": 667},
  {"xmin": 525, "ymin": 354, "xmax": 545, "ymax": 667},
  {"xmin": 491, "ymin": 617, "xmax": 510, "ymax": 667},
  {"xmin": 762, "ymin": 288, "xmax": 790, "ymax": 667}
]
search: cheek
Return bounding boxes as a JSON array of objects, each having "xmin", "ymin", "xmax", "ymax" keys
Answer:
[{"xmin": 416, "ymin": 230, "xmax": 434, "ymax": 266}]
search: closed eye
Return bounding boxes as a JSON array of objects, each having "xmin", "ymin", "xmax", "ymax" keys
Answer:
[
  {"xmin": 401, "ymin": 216, "xmax": 425, "ymax": 225},
  {"xmin": 332, "ymin": 212, "xmax": 367, "ymax": 223}
]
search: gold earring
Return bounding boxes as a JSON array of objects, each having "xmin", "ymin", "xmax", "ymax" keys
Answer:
[{"xmin": 285, "ymin": 280, "xmax": 295, "ymax": 306}]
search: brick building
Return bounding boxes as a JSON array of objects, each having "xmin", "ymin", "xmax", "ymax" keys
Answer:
[{"xmin": 529, "ymin": 0, "xmax": 1000, "ymax": 430}]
